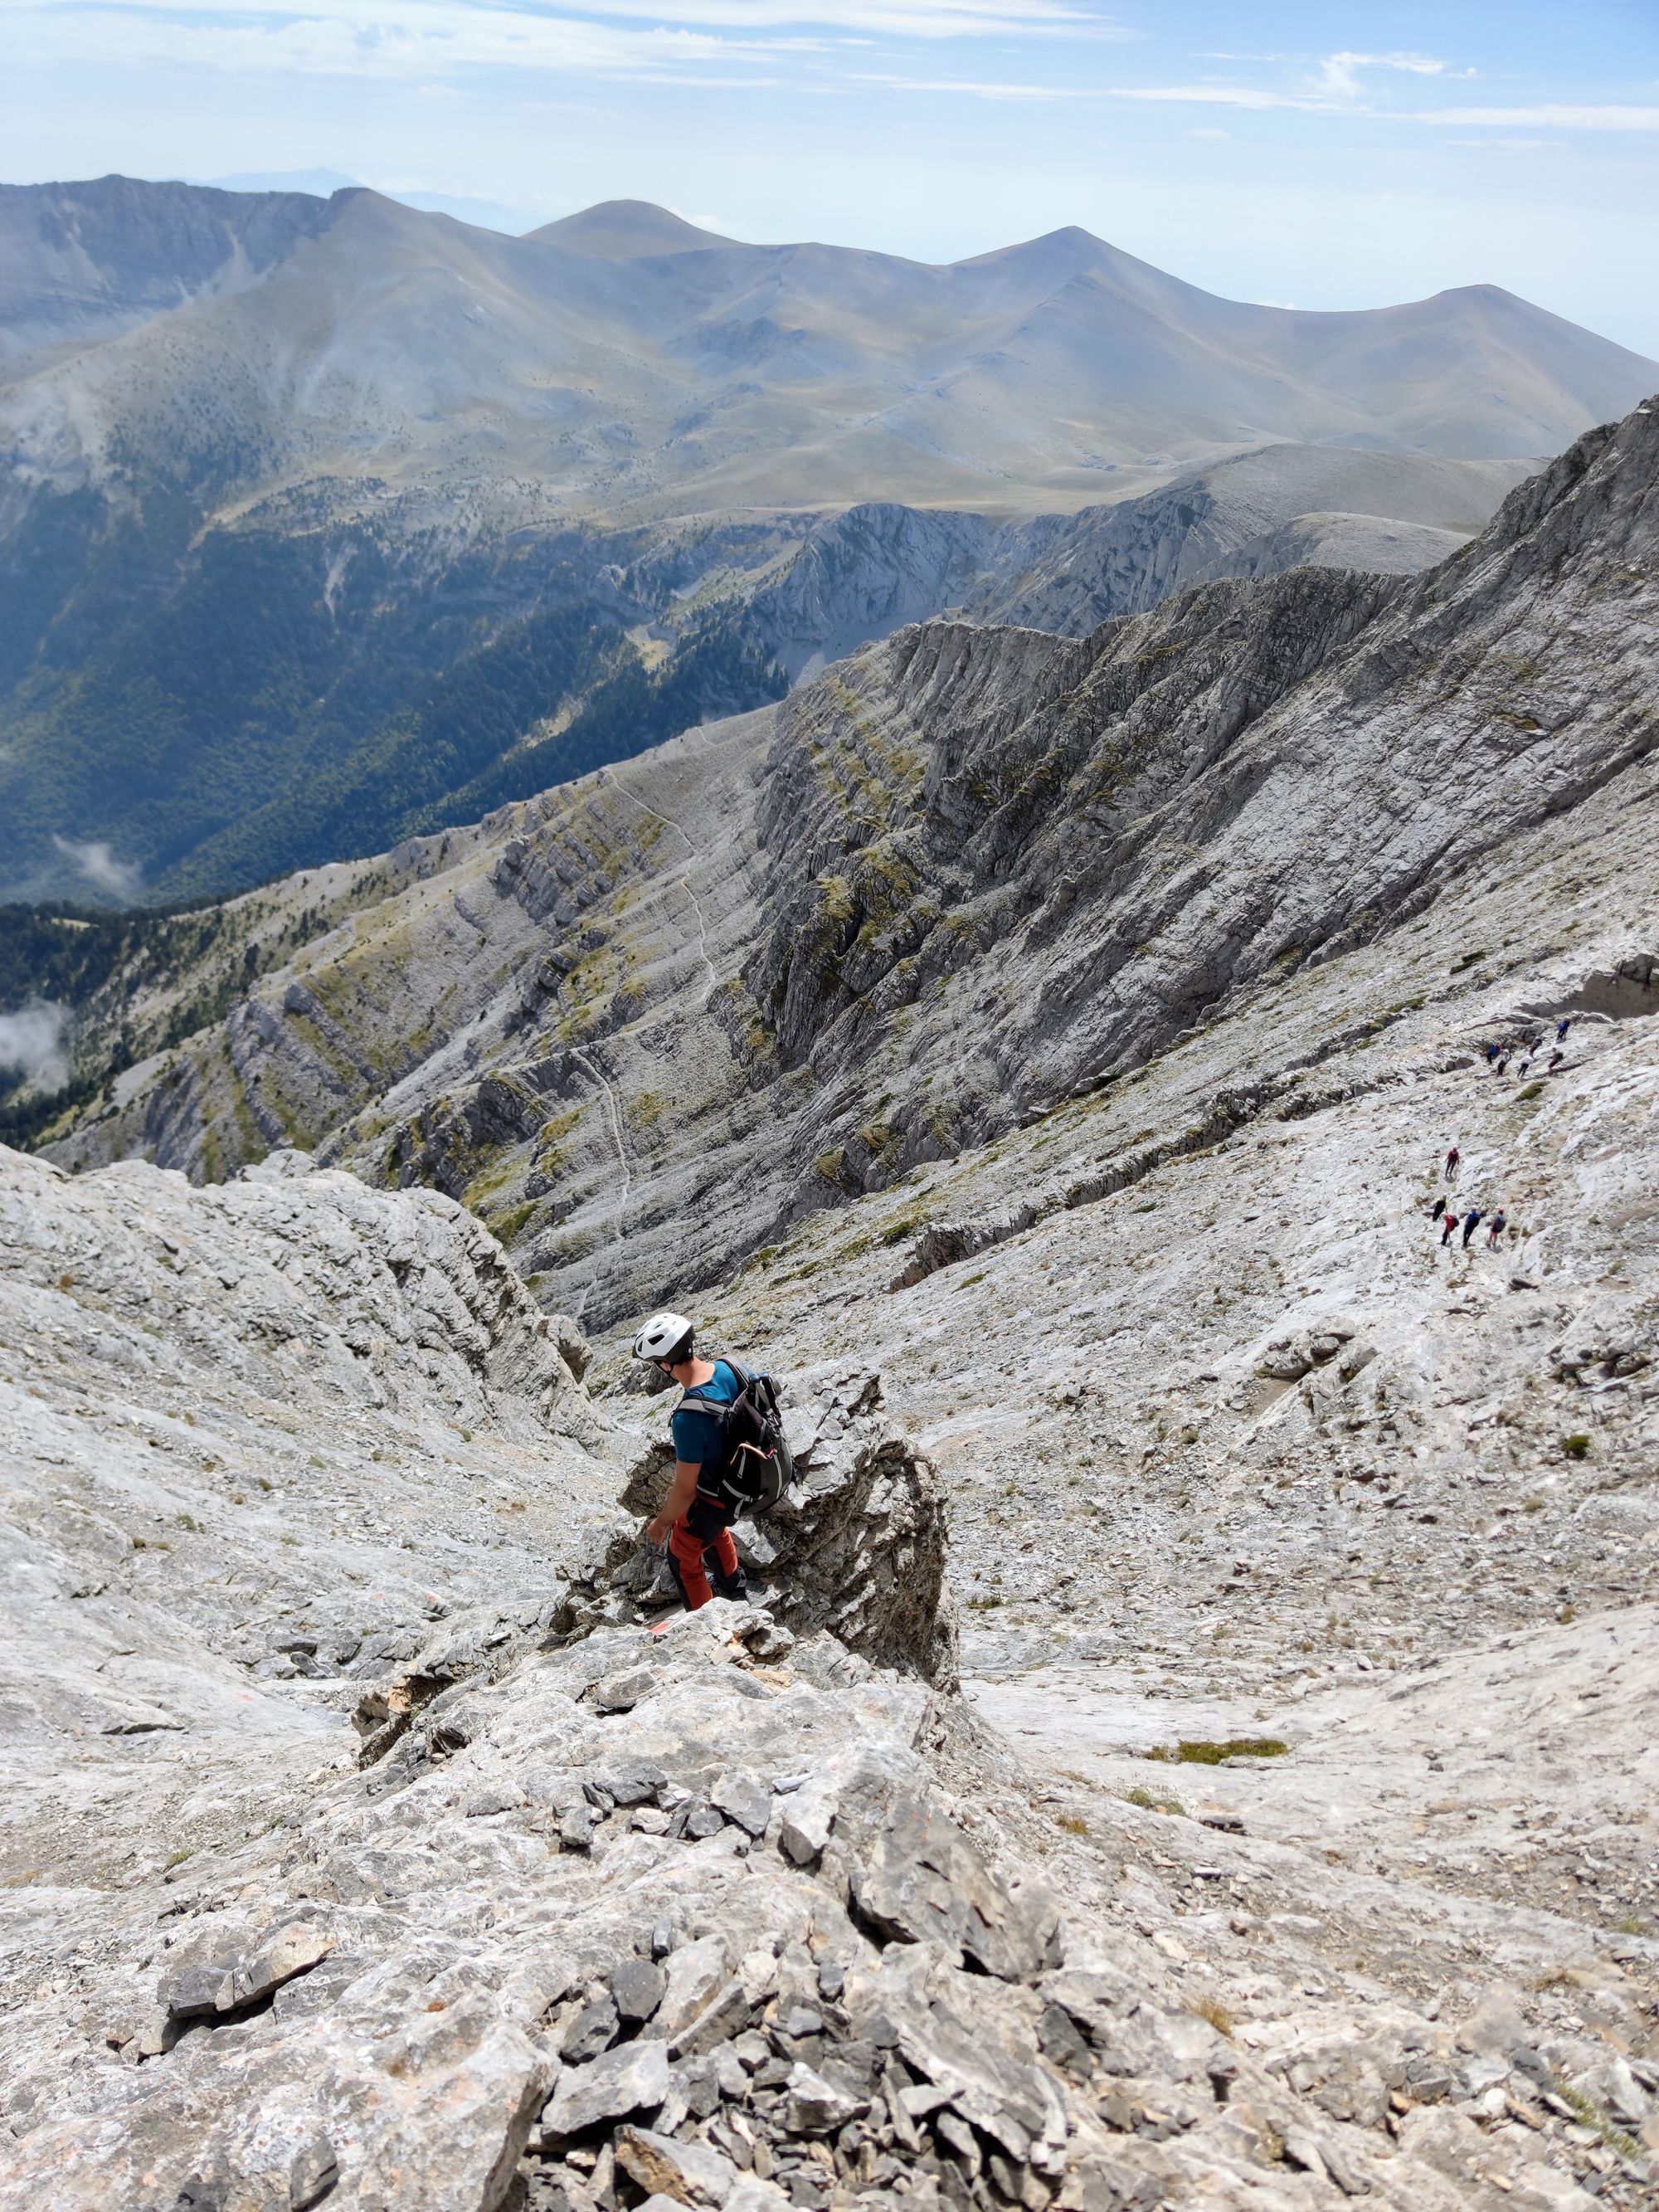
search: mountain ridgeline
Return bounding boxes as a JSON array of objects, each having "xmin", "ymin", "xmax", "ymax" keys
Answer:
[
  {"xmin": 24, "ymin": 393, "xmax": 1659, "ymax": 1338},
  {"xmin": 0, "ymin": 177, "xmax": 1654, "ymax": 907}
]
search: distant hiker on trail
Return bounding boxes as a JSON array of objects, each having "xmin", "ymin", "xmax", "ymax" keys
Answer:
[
  {"xmin": 1461, "ymin": 1206, "xmax": 1483, "ymax": 1249},
  {"xmin": 632, "ymin": 1311, "xmax": 790, "ymax": 1614},
  {"xmin": 1444, "ymin": 1145, "xmax": 1461, "ymax": 1182},
  {"xmin": 1486, "ymin": 1208, "xmax": 1507, "ymax": 1248},
  {"xmin": 1518, "ymin": 1053, "xmax": 1535, "ymax": 1078},
  {"xmin": 1557, "ymin": 1016, "xmax": 1573, "ymax": 1041},
  {"xmin": 1485, "ymin": 1041, "xmax": 1500, "ymax": 1065},
  {"xmin": 1440, "ymin": 1206, "xmax": 1459, "ymax": 1248},
  {"xmin": 1496, "ymin": 1050, "xmax": 1511, "ymax": 1075},
  {"xmin": 1549, "ymin": 1049, "xmax": 1565, "ymax": 1071}
]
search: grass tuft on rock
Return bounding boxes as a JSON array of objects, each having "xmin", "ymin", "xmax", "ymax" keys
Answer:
[
  {"xmin": 1191, "ymin": 1994, "xmax": 1234, "ymax": 2038},
  {"xmin": 1122, "ymin": 1786, "xmax": 1187, "ymax": 1816},
  {"xmin": 1146, "ymin": 1737, "xmax": 1289, "ymax": 1765}
]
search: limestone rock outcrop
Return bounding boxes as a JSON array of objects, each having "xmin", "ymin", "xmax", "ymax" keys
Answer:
[{"xmin": 598, "ymin": 1364, "xmax": 956, "ymax": 1688}]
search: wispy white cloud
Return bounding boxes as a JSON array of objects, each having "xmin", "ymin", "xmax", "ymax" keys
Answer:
[
  {"xmin": 853, "ymin": 70, "xmax": 1082, "ymax": 97},
  {"xmin": 0, "ymin": 1001, "xmax": 70, "ymax": 1092},
  {"xmin": 0, "ymin": 0, "xmax": 1105, "ymax": 80},
  {"xmin": 1311, "ymin": 51, "xmax": 1451, "ymax": 100},
  {"xmin": 1441, "ymin": 136, "xmax": 1566, "ymax": 152},
  {"xmin": 1111, "ymin": 83, "xmax": 1333, "ymax": 111},
  {"xmin": 2, "ymin": 3, "xmax": 795, "ymax": 78},
  {"xmin": 1112, "ymin": 49, "xmax": 1467, "ymax": 115},
  {"xmin": 1420, "ymin": 104, "xmax": 1659, "ymax": 132},
  {"xmin": 52, "ymin": 834, "xmax": 142, "ymax": 899},
  {"xmin": 564, "ymin": 0, "xmax": 1097, "ymax": 26}
]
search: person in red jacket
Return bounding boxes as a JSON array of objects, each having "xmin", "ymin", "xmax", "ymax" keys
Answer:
[{"xmin": 1443, "ymin": 1145, "xmax": 1461, "ymax": 1182}]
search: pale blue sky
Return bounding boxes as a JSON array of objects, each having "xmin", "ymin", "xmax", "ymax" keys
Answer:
[{"xmin": 4, "ymin": 0, "xmax": 1657, "ymax": 354}]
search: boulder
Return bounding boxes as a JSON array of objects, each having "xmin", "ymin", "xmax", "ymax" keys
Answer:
[
  {"xmin": 612, "ymin": 1957, "xmax": 668, "ymax": 2024},
  {"xmin": 163, "ymin": 1922, "xmax": 333, "ymax": 2020},
  {"xmin": 543, "ymin": 2039, "xmax": 671, "ymax": 2137},
  {"xmin": 849, "ymin": 1791, "xmax": 1058, "ymax": 1981},
  {"xmin": 615, "ymin": 2125, "xmax": 737, "ymax": 2205}
]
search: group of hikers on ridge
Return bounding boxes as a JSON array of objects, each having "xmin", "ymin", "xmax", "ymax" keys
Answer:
[
  {"xmin": 1438, "ymin": 1147, "xmax": 1510, "ymax": 1253},
  {"xmin": 1433, "ymin": 1016, "xmax": 1578, "ymax": 1261},
  {"xmin": 630, "ymin": 1309, "xmax": 790, "ymax": 1612},
  {"xmin": 1480, "ymin": 1014, "xmax": 1574, "ymax": 1081},
  {"xmin": 1438, "ymin": 1188, "xmax": 1507, "ymax": 1251}
]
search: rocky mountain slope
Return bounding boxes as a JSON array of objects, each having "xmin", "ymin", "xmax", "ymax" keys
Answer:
[
  {"xmin": 2, "ymin": 178, "xmax": 1653, "ymax": 904},
  {"xmin": 0, "ymin": 443, "xmax": 1523, "ymax": 908},
  {"xmin": 3, "ymin": 403, "xmax": 1659, "ymax": 2204},
  {"xmin": 32, "ymin": 395, "xmax": 1657, "ymax": 1318},
  {"xmin": 966, "ymin": 446, "xmax": 1532, "ymax": 636},
  {"xmin": 3, "ymin": 1133, "xmax": 1656, "ymax": 2210}
]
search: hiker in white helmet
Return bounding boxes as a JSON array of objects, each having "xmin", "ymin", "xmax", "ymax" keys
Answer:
[{"xmin": 631, "ymin": 1311, "xmax": 748, "ymax": 1610}]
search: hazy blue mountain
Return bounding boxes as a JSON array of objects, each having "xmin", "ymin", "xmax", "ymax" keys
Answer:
[{"xmin": 1, "ymin": 178, "xmax": 1652, "ymax": 906}]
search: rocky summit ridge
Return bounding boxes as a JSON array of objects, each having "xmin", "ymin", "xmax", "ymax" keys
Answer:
[{"xmin": 2, "ymin": 397, "xmax": 1658, "ymax": 2209}]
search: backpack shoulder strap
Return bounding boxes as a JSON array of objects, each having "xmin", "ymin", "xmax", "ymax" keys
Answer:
[{"xmin": 677, "ymin": 1358, "xmax": 749, "ymax": 1415}]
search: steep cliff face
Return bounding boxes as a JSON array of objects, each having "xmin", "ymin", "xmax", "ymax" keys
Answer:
[
  {"xmin": 733, "ymin": 504, "xmax": 1009, "ymax": 682},
  {"xmin": 748, "ymin": 565, "xmax": 1396, "ymax": 1086},
  {"xmin": 32, "ymin": 398, "xmax": 1659, "ymax": 1336},
  {"xmin": 749, "ymin": 403, "xmax": 1657, "ymax": 1150},
  {"xmin": 966, "ymin": 443, "xmax": 1532, "ymax": 636}
]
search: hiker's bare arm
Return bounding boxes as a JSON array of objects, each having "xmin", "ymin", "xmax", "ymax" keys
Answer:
[{"xmin": 647, "ymin": 1461, "xmax": 700, "ymax": 1547}]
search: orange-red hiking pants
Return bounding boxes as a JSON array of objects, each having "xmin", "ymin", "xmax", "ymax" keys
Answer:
[{"xmin": 668, "ymin": 1500, "xmax": 743, "ymax": 1610}]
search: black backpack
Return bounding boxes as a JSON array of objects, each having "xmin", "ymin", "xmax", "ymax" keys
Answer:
[{"xmin": 679, "ymin": 1358, "xmax": 794, "ymax": 1516}]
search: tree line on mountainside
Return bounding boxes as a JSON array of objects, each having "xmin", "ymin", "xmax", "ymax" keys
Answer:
[{"xmin": 0, "ymin": 501, "xmax": 787, "ymax": 906}]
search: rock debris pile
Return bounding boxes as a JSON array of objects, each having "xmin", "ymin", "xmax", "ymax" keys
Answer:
[{"xmin": 0, "ymin": 1583, "xmax": 1564, "ymax": 2212}]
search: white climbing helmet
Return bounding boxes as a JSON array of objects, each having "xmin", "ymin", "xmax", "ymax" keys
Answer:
[{"xmin": 632, "ymin": 1309, "xmax": 694, "ymax": 1365}]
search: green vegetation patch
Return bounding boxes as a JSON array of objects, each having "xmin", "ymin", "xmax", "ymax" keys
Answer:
[
  {"xmin": 1122, "ymin": 1786, "xmax": 1186, "ymax": 1816},
  {"xmin": 1145, "ymin": 1737, "xmax": 1289, "ymax": 1766}
]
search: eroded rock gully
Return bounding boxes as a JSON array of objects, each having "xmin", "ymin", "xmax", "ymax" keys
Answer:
[{"xmin": 5, "ymin": 1133, "xmax": 1658, "ymax": 2212}]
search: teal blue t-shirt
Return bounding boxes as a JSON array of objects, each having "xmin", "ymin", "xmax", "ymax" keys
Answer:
[{"xmin": 671, "ymin": 1359, "xmax": 740, "ymax": 1471}]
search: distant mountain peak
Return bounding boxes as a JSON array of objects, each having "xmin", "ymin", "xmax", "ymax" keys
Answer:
[{"xmin": 529, "ymin": 199, "xmax": 737, "ymax": 258}]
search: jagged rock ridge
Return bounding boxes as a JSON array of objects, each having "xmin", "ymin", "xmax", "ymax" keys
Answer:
[{"xmin": 34, "ymin": 394, "xmax": 1659, "ymax": 1345}]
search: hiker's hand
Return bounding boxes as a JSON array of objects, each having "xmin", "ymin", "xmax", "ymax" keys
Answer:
[{"xmin": 645, "ymin": 1515, "xmax": 669, "ymax": 1548}]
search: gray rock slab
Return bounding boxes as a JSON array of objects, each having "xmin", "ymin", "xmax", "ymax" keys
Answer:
[{"xmin": 544, "ymin": 2039, "xmax": 672, "ymax": 2137}]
